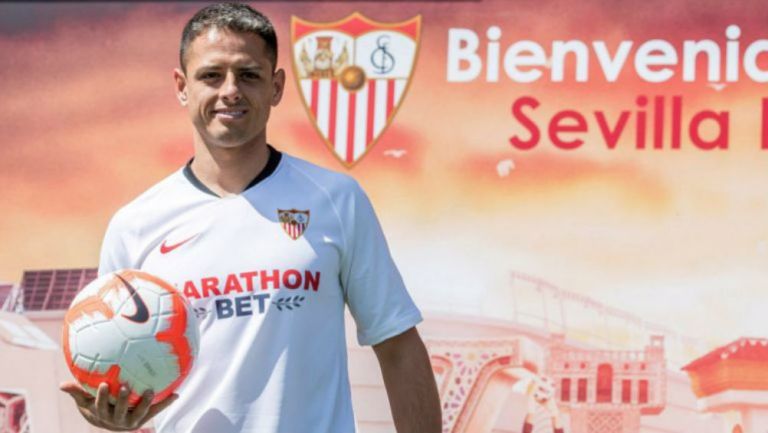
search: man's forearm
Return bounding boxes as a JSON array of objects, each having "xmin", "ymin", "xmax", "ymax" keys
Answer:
[{"xmin": 374, "ymin": 328, "xmax": 442, "ymax": 433}]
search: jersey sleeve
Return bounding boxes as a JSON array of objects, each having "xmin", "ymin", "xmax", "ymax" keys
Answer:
[
  {"xmin": 97, "ymin": 210, "xmax": 136, "ymax": 277},
  {"xmin": 339, "ymin": 181, "xmax": 422, "ymax": 346}
]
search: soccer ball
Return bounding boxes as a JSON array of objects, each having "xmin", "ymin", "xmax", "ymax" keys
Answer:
[{"xmin": 62, "ymin": 269, "xmax": 199, "ymax": 406}]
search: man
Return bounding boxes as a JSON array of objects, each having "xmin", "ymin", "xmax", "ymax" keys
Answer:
[{"xmin": 60, "ymin": 3, "xmax": 441, "ymax": 433}]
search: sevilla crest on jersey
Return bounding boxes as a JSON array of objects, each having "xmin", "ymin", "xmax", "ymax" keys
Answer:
[
  {"xmin": 291, "ymin": 13, "xmax": 421, "ymax": 167},
  {"xmin": 278, "ymin": 209, "xmax": 310, "ymax": 240}
]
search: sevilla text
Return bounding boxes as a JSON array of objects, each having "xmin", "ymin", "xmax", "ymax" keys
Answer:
[{"xmin": 508, "ymin": 95, "xmax": 746, "ymax": 151}]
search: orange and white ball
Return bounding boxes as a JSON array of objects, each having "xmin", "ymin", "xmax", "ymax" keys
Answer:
[{"xmin": 62, "ymin": 269, "xmax": 199, "ymax": 406}]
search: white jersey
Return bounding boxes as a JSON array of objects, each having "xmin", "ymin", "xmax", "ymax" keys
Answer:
[{"xmin": 99, "ymin": 147, "xmax": 422, "ymax": 433}]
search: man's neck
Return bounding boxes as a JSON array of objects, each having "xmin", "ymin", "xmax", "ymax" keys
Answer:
[{"xmin": 190, "ymin": 137, "xmax": 270, "ymax": 197}]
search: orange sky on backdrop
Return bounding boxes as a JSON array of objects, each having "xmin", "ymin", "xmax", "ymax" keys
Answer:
[{"xmin": 1, "ymin": 1, "xmax": 767, "ymax": 346}]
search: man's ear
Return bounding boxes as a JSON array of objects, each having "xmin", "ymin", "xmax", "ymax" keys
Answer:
[
  {"xmin": 271, "ymin": 68, "xmax": 286, "ymax": 106},
  {"xmin": 173, "ymin": 68, "xmax": 188, "ymax": 106}
]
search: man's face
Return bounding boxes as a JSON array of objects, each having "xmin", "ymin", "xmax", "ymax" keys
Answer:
[{"xmin": 174, "ymin": 28, "xmax": 285, "ymax": 149}]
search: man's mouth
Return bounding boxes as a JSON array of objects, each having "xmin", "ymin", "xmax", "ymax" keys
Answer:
[{"xmin": 213, "ymin": 108, "xmax": 248, "ymax": 120}]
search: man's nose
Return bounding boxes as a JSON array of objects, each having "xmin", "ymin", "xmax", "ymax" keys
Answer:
[{"xmin": 220, "ymin": 73, "xmax": 242, "ymax": 102}]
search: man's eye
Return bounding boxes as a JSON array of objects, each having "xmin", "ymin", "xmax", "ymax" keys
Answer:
[
  {"xmin": 200, "ymin": 72, "xmax": 219, "ymax": 80},
  {"xmin": 242, "ymin": 72, "xmax": 260, "ymax": 80}
]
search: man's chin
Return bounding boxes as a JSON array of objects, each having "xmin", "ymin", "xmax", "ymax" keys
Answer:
[
  {"xmin": 207, "ymin": 133, "xmax": 257, "ymax": 149},
  {"xmin": 197, "ymin": 126, "xmax": 264, "ymax": 150},
  {"xmin": 210, "ymin": 140, "xmax": 250, "ymax": 149}
]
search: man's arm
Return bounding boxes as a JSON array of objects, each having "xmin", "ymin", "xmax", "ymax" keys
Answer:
[{"xmin": 372, "ymin": 327, "xmax": 442, "ymax": 433}]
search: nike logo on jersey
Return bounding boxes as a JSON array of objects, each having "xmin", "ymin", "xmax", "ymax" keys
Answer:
[
  {"xmin": 117, "ymin": 274, "xmax": 149, "ymax": 323},
  {"xmin": 160, "ymin": 234, "xmax": 198, "ymax": 254}
]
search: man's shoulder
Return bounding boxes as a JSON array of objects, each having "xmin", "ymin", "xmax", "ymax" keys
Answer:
[
  {"xmin": 280, "ymin": 153, "xmax": 362, "ymax": 197},
  {"xmin": 107, "ymin": 169, "xmax": 188, "ymax": 230}
]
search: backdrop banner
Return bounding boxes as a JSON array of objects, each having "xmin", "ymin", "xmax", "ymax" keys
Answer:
[{"xmin": 1, "ymin": 2, "xmax": 767, "ymax": 433}]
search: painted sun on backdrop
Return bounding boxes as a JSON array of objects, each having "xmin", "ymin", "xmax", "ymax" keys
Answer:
[{"xmin": 291, "ymin": 13, "xmax": 421, "ymax": 168}]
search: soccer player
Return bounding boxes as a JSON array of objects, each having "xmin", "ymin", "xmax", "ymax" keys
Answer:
[{"xmin": 60, "ymin": 3, "xmax": 441, "ymax": 433}]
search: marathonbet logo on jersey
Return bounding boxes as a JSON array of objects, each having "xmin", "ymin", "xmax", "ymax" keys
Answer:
[{"xmin": 291, "ymin": 13, "xmax": 421, "ymax": 168}]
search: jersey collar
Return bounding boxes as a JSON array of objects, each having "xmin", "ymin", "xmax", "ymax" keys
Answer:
[{"xmin": 183, "ymin": 145, "xmax": 282, "ymax": 198}]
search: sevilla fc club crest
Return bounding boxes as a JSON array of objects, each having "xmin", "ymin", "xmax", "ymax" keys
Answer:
[
  {"xmin": 278, "ymin": 209, "xmax": 310, "ymax": 240},
  {"xmin": 291, "ymin": 13, "xmax": 421, "ymax": 168}
]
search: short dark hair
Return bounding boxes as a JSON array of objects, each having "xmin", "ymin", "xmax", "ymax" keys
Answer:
[{"xmin": 179, "ymin": 3, "xmax": 278, "ymax": 72}]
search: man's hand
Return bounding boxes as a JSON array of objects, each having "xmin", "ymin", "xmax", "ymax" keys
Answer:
[
  {"xmin": 373, "ymin": 327, "xmax": 441, "ymax": 433},
  {"xmin": 60, "ymin": 381, "xmax": 177, "ymax": 432}
]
